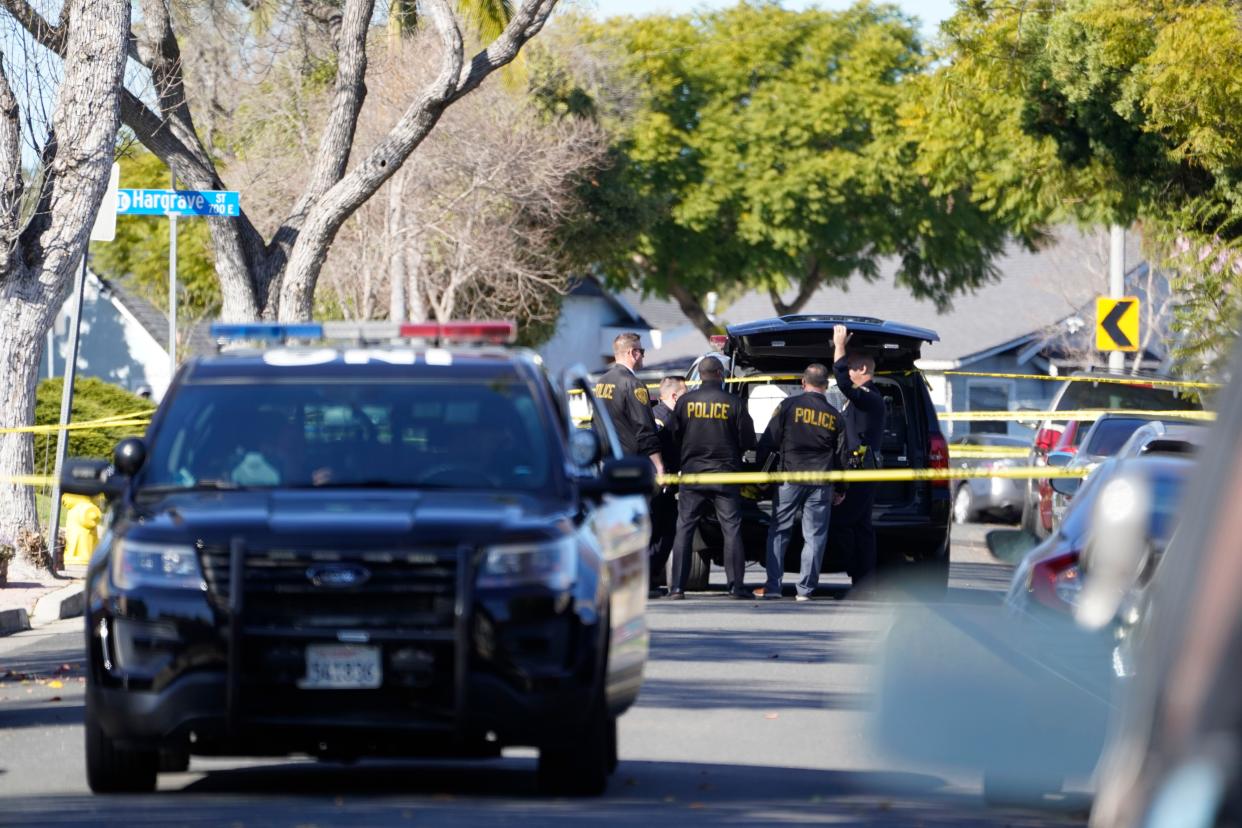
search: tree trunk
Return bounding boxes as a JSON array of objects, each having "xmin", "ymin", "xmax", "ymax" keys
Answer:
[
  {"xmin": 386, "ymin": 172, "xmax": 407, "ymax": 320},
  {"xmin": 667, "ymin": 281, "xmax": 720, "ymax": 338},
  {"xmin": 407, "ymin": 238, "xmax": 427, "ymax": 321}
]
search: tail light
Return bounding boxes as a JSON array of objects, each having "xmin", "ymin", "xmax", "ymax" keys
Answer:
[
  {"xmin": 709, "ymin": 335, "xmax": 727, "ymax": 351},
  {"xmin": 1034, "ymin": 426, "xmax": 1062, "ymax": 454},
  {"xmin": 1030, "ymin": 550, "xmax": 1081, "ymax": 612},
  {"xmin": 398, "ymin": 321, "xmax": 517, "ymax": 344},
  {"xmin": 928, "ymin": 431, "xmax": 949, "ymax": 489}
]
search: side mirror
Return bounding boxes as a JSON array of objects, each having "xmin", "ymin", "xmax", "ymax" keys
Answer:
[
  {"xmin": 61, "ymin": 458, "xmax": 124, "ymax": 499},
  {"xmin": 114, "ymin": 437, "xmax": 148, "ymax": 477},
  {"xmin": 580, "ymin": 456, "xmax": 656, "ymax": 499},
  {"xmin": 1047, "ymin": 451, "xmax": 1074, "ymax": 468},
  {"xmin": 1050, "ymin": 476, "xmax": 1081, "ymax": 497},
  {"xmin": 569, "ymin": 429, "xmax": 603, "ymax": 467}
]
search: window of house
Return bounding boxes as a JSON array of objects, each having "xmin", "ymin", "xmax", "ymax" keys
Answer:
[{"xmin": 967, "ymin": 381, "xmax": 1013, "ymax": 435}]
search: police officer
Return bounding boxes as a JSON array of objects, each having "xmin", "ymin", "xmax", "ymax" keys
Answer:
[
  {"xmin": 667, "ymin": 357, "xmax": 756, "ymax": 600},
  {"xmin": 648, "ymin": 376, "xmax": 686, "ymax": 596},
  {"xmin": 755, "ymin": 363, "xmax": 847, "ymax": 602},
  {"xmin": 594, "ymin": 333, "xmax": 664, "ymax": 475},
  {"xmin": 832, "ymin": 324, "xmax": 887, "ymax": 593}
]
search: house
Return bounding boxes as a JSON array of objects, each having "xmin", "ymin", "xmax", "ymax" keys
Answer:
[
  {"xmin": 611, "ymin": 229, "xmax": 1172, "ymax": 438},
  {"xmin": 44, "ymin": 271, "xmax": 213, "ymax": 402},
  {"xmin": 537, "ymin": 277, "xmax": 659, "ymax": 376}
]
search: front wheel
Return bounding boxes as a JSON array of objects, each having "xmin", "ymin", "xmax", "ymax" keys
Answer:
[
  {"xmin": 538, "ymin": 705, "xmax": 616, "ymax": 797},
  {"xmin": 85, "ymin": 701, "xmax": 158, "ymax": 793}
]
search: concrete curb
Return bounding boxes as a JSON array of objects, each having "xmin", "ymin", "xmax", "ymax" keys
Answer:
[
  {"xmin": 31, "ymin": 583, "xmax": 85, "ymax": 627},
  {"xmin": 0, "ymin": 607, "xmax": 30, "ymax": 636}
]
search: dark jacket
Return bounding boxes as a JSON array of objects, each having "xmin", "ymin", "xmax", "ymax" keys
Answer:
[
  {"xmin": 672, "ymin": 383, "xmax": 755, "ymax": 475},
  {"xmin": 595, "ymin": 363, "xmax": 661, "ymax": 458},
  {"xmin": 757, "ymin": 391, "xmax": 847, "ymax": 485},
  {"xmin": 652, "ymin": 400, "xmax": 681, "ymax": 474},
  {"xmin": 833, "ymin": 357, "xmax": 887, "ymax": 467}
]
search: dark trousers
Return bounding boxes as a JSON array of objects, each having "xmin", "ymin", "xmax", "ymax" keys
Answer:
[
  {"xmin": 670, "ymin": 485, "xmax": 745, "ymax": 592},
  {"xmin": 832, "ymin": 482, "xmax": 878, "ymax": 583},
  {"xmin": 647, "ymin": 488, "xmax": 678, "ymax": 587}
]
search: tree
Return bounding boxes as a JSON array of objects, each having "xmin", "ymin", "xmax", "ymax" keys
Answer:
[
  {"xmin": 912, "ymin": 0, "xmax": 1242, "ymax": 374},
  {"xmin": 0, "ymin": 0, "xmax": 129, "ymax": 572},
  {"xmin": 2, "ymin": 0, "xmax": 559, "ymax": 325},
  {"xmin": 557, "ymin": 3, "xmax": 1031, "ymax": 336}
]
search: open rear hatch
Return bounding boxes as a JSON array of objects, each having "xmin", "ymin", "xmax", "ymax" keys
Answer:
[{"xmin": 724, "ymin": 315, "xmax": 940, "ymax": 510}]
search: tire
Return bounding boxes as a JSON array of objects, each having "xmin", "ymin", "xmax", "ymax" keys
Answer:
[
  {"xmin": 952, "ymin": 484, "xmax": 975, "ymax": 525},
  {"xmin": 664, "ymin": 547, "xmax": 711, "ymax": 592},
  {"xmin": 982, "ymin": 770, "xmax": 1062, "ymax": 807},
  {"xmin": 538, "ymin": 704, "xmax": 615, "ymax": 797},
  {"xmin": 1019, "ymin": 496, "xmax": 1038, "ymax": 535},
  {"xmin": 85, "ymin": 701, "xmax": 158, "ymax": 793}
]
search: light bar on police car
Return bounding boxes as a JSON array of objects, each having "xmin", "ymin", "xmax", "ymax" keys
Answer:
[{"xmin": 211, "ymin": 322, "xmax": 324, "ymax": 342}]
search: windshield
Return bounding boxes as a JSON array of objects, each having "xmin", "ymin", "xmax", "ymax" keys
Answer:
[{"xmin": 142, "ymin": 380, "xmax": 554, "ymax": 491}]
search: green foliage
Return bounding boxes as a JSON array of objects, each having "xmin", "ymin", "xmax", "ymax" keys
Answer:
[
  {"xmin": 91, "ymin": 149, "xmax": 220, "ymax": 319},
  {"xmin": 557, "ymin": 2, "xmax": 1027, "ymax": 321},
  {"xmin": 32, "ymin": 378, "xmax": 155, "ymax": 474},
  {"xmin": 923, "ymin": 0, "xmax": 1242, "ymax": 371}
]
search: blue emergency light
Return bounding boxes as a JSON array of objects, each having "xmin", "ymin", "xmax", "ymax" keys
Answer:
[{"xmin": 210, "ymin": 322, "xmax": 325, "ymax": 342}]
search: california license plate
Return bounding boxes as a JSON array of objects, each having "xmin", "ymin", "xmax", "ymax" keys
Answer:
[{"xmin": 298, "ymin": 644, "xmax": 382, "ymax": 689}]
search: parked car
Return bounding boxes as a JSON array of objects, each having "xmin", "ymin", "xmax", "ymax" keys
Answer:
[
  {"xmin": 1047, "ymin": 415, "xmax": 1172, "ymax": 531},
  {"xmin": 949, "ymin": 433, "xmax": 1030, "ymax": 524},
  {"xmin": 1019, "ymin": 372, "xmax": 1202, "ymax": 535},
  {"xmin": 1115, "ymin": 419, "xmax": 1209, "ymax": 459},
  {"xmin": 680, "ymin": 314, "xmax": 951, "ymax": 594}
]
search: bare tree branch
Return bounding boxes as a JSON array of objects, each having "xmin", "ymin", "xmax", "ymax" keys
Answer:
[
  {"xmin": 0, "ymin": 56, "xmax": 23, "ymax": 249},
  {"xmin": 0, "ymin": 0, "xmax": 66, "ymax": 56},
  {"xmin": 770, "ymin": 256, "xmax": 823, "ymax": 316}
]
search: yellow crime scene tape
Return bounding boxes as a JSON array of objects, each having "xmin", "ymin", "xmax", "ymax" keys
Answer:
[
  {"xmin": 938, "ymin": 409, "xmax": 1216, "ymax": 423},
  {"xmin": 940, "ymin": 371, "xmax": 1219, "ymax": 391},
  {"xmin": 0, "ymin": 418, "xmax": 152, "ymax": 436},
  {"xmin": 660, "ymin": 466, "xmax": 1091, "ymax": 487}
]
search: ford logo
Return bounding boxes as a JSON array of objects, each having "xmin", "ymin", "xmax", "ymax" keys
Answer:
[{"xmin": 306, "ymin": 564, "xmax": 371, "ymax": 588}]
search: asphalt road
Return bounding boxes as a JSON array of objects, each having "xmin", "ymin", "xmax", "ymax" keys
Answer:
[{"xmin": 0, "ymin": 523, "xmax": 1092, "ymax": 826}]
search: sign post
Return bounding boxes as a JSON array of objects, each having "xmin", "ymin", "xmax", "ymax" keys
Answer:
[
  {"xmin": 115, "ymin": 186, "xmax": 241, "ymax": 378},
  {"xmin": 47, "ymin": 162, "xmax": 120, "ymax": 554}
]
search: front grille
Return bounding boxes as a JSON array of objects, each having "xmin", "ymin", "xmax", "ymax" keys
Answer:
[{"xmin": 201, "ymin": 545, "xmax": 459, "ymax": 632}]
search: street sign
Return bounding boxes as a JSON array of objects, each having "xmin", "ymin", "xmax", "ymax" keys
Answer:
[
  {"xmin": 116, "ymin": 188, "xmax": 240, "ymax": 217},
  {"xmin": 1097, "ymin": 296, "xmax": 1140, "ymax": 352},
  {"xmin": 90, "ymin": 163, "xmax": 119, "ymax": 242}
]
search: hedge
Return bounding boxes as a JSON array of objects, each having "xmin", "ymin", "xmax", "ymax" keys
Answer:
[{"xmin": 32, "ymin": 378, "xmax": 156, "ymax": 474}]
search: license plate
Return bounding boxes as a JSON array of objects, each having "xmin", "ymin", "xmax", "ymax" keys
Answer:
[{"xmin": 298, "ymin": 644, "xmax": 382, "ymax": 689}]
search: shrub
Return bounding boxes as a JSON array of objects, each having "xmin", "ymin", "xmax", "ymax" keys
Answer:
[{"xmin": 32, "ymin": 378, "xmax": 156, "ymax": 474}]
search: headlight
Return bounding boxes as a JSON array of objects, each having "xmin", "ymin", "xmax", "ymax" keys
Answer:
[
  {"xmin": 112, "ymin": 539, "xmax": 206, "ymax": 591},
  {"xmin": 477, "ymin": 536, "xmax": 577, "ymax": 590}
]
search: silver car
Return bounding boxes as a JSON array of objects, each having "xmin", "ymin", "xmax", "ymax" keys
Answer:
[{"xmin": 950, "ymin": 433, "xmax": 1029, "ymax": 524}]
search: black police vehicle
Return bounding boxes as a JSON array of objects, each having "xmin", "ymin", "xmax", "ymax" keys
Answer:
[
  {"xmin": 681, "ymin": 315, "xmax": 951, "ymax": 593},
  {"xmin": 62, "ymin": 321, "xmax": 653, "ymax": 796}
]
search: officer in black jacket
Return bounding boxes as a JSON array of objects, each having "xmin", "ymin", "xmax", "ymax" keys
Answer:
[
  {"xmin": 647, "ymin": 376, "xmax": 686, "ymax": 596},
  {"xmin": 755, "ymin": 363, "xmax": 847, "ymax": 602},
  {"xmin": 667, "ymin": 357, "xmax": 756, "ymax": 600},
  {"xmin": 594, "ymin": 333, "xmax": 664, "ymax": 475},
  {"xmin": 832, "ymin": 324, "xmax": 887, "ymax": 591}
]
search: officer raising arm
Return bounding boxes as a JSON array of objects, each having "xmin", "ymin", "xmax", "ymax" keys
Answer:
[
  {"xmin": 667, "ymin": 357, "xmax": 756, "ymax": 600},
  {"xmin": 594, "ymin": 333, "xmax": 664, "ymax": 475},
  {"xmin": 832, "ymin": 324, "xmax": 887, "ymax": 594},
  {"xmin": 756, "ymin": 363, "xmax": 846, "ymax": 602}
]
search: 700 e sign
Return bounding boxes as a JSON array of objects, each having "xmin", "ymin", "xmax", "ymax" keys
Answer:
[{"xmin": 116, "ymin": 188, "xmax": 240, "ymax": 218}]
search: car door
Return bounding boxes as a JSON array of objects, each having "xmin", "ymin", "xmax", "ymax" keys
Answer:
[{"xmin": 560, "ymin": 369, "xmax": 649, "ymax": 708}]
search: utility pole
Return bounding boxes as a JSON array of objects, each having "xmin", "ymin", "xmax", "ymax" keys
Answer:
[
  {"xmin": 169, "ymin": 172, "xmax": 178, "ymax": 378},
  {"xmin": 1109, "ymin": 225, "xmax": 1126, "ymax": 372}
]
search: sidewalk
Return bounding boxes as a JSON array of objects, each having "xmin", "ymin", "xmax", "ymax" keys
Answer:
[{"xmin": 0, "ymin": 566, "xmax": 86, "ymax": 636}]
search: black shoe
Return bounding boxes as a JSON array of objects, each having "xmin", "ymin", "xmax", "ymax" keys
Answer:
[
  {"xmin": 729, "ymin": 587, "xmax": 756, "ymax": 600},
  {"xmin": 667, "ymin": 591, "xmax": 685, "ymax": 600},
  {"xmin": 648, "ymin": 587, "xmax": 667, "ymax": 599}
]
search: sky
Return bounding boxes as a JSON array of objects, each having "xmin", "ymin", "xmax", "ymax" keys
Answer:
[{"xmin": 578, "ymin": 0, "xmax": 958, "ymax": 36}]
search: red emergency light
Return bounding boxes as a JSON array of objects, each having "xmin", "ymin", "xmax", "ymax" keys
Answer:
[{"xmin": 397, "ymin": 321, "xmax": 517, "ymax": 344}]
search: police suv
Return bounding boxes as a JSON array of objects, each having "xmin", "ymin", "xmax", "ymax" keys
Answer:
[{"xmin": 63, "ymin": 321, "xmax": 653, "ymax": 796}]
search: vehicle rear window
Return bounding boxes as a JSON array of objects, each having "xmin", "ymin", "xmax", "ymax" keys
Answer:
[
  {"xmin": 144, "ymin": 380, "xmax": 553, "ymax": 491},
  {"xmin": 1085, "ymin": 418, "xmax": 1149, "ymax": 458},
  {"xmin": 1058, "ymin": 382, "xmax": 1199, "ymax": 412}
]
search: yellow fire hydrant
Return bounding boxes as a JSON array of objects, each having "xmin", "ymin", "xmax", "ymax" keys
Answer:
[{"xmin": 61, "ymin": 493, "xmax": 102, "ymax": 566}]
